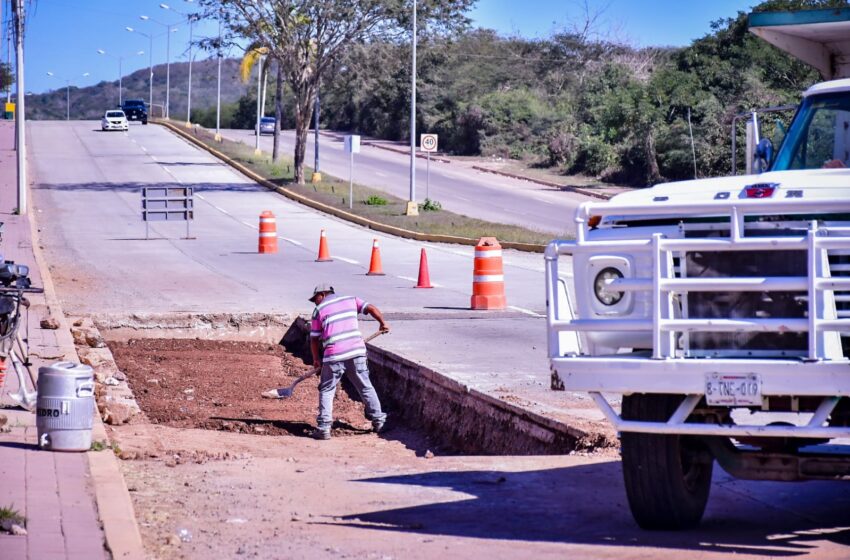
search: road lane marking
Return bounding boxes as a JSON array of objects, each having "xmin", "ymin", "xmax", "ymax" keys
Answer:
[
  {"xmin": 508, "ymin": 305, "xmax": 544, "ymax": 318},
  {"xmin": 332, "ymin": 255, "xmax": 359, "ymax": 264},
  {"xmin": 279, "ymin": 237, "xmax": 302, "ymax": 246},
  {"xmin": 398, "ymin": 275, "xmax": 442, "ymax": 287}
]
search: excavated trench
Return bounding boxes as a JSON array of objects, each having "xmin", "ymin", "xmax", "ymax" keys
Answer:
[{"xmin": 92, "ymin": 313, "xmax": 604, "ymax": 454}]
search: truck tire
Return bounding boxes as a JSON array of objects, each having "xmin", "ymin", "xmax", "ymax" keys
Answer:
[{"xmin": 620, "ymin": 394, "xmax": 713, "ymax": 530}]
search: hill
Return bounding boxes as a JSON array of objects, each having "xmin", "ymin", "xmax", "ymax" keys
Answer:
[{"xmin": 26, "ymin": 57, "xmax": 250, "ymax": 121}]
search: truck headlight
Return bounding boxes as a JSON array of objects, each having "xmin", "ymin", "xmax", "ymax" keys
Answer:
[{"xmin": 594, "ymin": 267, "xmax": 624, "ymax": 306}]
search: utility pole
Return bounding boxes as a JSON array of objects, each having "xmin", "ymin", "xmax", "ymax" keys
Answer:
[
  {"xmin": 405, "ymin": 0, "xmax": 418, "ymax": 216},
  {"xmin": 254, "ymin": 54, "xmax": 263, "ymax": 154},
  {"xmin": 12, "ymin": 0, "xmax": 26, "ymax": 214},
  {"xmin": 312, "ymin": 89, "xmax": 320, "ymax": 182},
  {"xmin": 214, "ymin": 16, "xmax": 222, "ymax": 141}
]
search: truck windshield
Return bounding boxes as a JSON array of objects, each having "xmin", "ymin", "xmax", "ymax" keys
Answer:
[{"xmin": 772, "ymin": 91, "xmax": 850, "ymax": 171}]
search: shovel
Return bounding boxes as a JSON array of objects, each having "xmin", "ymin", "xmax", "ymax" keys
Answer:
[{"xmin": 262, "ymin": 330, "xmax": 386, "ymax": 399}]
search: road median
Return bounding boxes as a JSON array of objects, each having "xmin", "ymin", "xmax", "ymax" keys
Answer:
[{"xmin": 156, "ymin": 120, "xmax": 554, "ymax": 252}]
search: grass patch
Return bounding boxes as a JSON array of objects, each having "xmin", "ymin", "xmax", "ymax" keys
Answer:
[
  {"xmin": 0, "ymin": 504, "xmax": 26, "ymax": 531},
  {"xmin": 176, "ymin": 122, "xmax": 563, "ymax": 245}
]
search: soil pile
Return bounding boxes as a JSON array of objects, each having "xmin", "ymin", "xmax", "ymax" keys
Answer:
[{"xmin": 109, "ymin": 338, "xmax": 368, "ymax": 437}]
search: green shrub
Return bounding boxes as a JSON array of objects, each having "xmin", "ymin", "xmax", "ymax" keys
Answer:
[
  {"xmin": 364, "ymin": 195, "xmax": 388, "ymax": 206},
  {"xmin": 420, "ymin": 198, "xmax": 442, "ymax": 212}
]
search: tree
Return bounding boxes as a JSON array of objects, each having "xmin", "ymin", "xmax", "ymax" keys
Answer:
[
  {"xmin": 202, "ymin": 0, "xmax": 473, "ymax": 184},
  {"xmin": 0, "ymin": 63, "xmax": 13, "ymax": 94}
]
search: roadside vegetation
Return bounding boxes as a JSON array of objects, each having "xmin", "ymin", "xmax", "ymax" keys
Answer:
[
  {"xmin": 178, "ymin": 122, "xmax": 558, "ymax": 245},
  {"xmin": 29, "ymin": 0, "xmax": 846, "ymax": 187}
]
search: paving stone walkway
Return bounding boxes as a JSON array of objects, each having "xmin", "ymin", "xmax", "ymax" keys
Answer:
[{"xmin": 0, "ymin": 120, "xmax": 108, "ymax": 559}]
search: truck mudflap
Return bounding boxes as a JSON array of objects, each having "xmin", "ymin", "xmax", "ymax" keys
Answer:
[{"xmin": 546, "ymin": 197, "xmax": 850, "ymax": 439}]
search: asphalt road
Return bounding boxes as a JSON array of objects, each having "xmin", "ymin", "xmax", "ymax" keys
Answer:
[
  {"xmin": 27, "ymin": 120, "xmax": 850, "ymax": 558},
  {"xmin": 219, "ymin": 128, "xmax": 587, "ymax": 236}
]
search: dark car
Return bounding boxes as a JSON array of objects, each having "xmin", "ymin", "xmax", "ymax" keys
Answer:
[
  {"xmin": 121, "ymin": 99, "xmax": 148, "ymax": 124},
  {"xmin": 258, "ymin": 116, "xmax": 276, "ymax": 135}
]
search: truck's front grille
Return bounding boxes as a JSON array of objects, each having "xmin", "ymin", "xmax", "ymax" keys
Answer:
[
  {"xmin": 829, "ymin": 249, "xmax": 850, "ymax": 354},
  {"xmin": 685, "ymin": 248, "xmax": 808, "ymax": 356}
]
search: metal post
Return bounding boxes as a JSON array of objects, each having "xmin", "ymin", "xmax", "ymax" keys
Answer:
[
  {"xmin": 6, "ymin": 21, "xmax": 11, "ymax": 104},
  {"xmin": 405, "ymin": 0, "xmax": 417, "ymax": 216},
  {"xmin": 118, "ymin": 57, "xmax": 123, "ymax": 106},
  {"xmin": 165, "ymin": 25, "xmax": 171, "ymax": 119},
  {"xmin": 215, "ymin": 17, "xmax": 222, "ymax": 141},
  {"xmin": 12, "ymin": 0, "xmax": 25, "ymax": 214},
  {"xmin": 349, "ymin": 150, "xmax": 354, "ymax": 210},
  {"xmin": 254, "ymin": 55, "xmax": 263, "ymax": 154},
  {"xmin": 186, "ymin": 16, "xmax": 193, "ymax": 126},
  {"xmin": 313, "ymin": 90, "xmax": 320, "ymax": 173},
  {"xmin": 426, "ymin": 151, "xmax": 430, "ymax": 201},
  {"xmin": 687, "ymin": 107, "xmax": 696, "ymax": 179},
  {"xmin": 65, "ymin": 82, "xmax": 69, "ymax": 121},
  {"xmin": 148, "ymin": 34, "xmax": 153, "ymax": 112}
]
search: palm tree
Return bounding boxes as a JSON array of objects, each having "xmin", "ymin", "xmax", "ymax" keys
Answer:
[{"xmin": 240, "ymin": 45, "xmax": 285, "ymax": 162}]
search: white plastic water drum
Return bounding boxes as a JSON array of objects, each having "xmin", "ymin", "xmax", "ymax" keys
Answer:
[{"xmin": 36, "ymin": 362, "xmax": 95, "ymax": 452}]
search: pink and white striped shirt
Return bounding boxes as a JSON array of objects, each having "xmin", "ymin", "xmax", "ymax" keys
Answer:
[{"xmin": 310, "ymin": 295, "xmax": 371, "ymax": 363}]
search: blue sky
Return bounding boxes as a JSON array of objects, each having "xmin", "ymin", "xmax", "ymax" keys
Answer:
[{"xmin": 6, "ymin": 0, "xmax": 756, "ymax": 95}]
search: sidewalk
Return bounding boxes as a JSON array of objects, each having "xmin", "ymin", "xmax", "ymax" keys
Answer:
[{"xmin": 0, "ymin": 121, "xmax": 134, "ymax": 559}]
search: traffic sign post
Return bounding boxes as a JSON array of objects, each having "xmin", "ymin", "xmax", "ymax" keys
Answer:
[
  {"xmin": 344, "ymin": 135, "xmax": 361, "ymax": 209},
  {"xmin": 420, "ymin": 134, "xmax": 438, "ymax": 202}
]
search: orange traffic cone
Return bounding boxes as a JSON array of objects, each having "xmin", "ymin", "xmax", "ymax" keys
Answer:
[
  {"xmin": 366, "ymin": 239, "xmax": 385, "ymax": 276},
  {"xmin": 415, "ymin": 248, "xmax": 433, "ymax": 288},
  {"xmin": 316, "ymin": 229, "xmax": 332, "ymax": 262}
]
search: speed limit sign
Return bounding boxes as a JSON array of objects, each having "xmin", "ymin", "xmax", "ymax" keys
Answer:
[{"xmin": 420, "ymin": 133, "xmax": 438, "ymax": 153}]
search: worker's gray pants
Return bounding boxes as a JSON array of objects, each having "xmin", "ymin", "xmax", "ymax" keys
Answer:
[{"xmin": 317, "ymin": 355, "xmax": 386, "ymax": 431}]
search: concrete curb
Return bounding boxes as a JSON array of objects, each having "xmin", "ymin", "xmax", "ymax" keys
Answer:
[
  {"xmin": 27, "ymin": 192, "xmax": 146, "ymax": 559},
  {"xmin": 470, "ymin": 165, "xmax": 614, "ymax": 201},
  {"xmin": 156, "ymin": 120, "xmax": 547, "ymax": 254}
]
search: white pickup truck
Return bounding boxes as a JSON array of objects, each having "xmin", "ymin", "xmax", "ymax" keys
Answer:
[{"xmin": 546, "ymin": 8, "xmax": 850, "ymax": 530}]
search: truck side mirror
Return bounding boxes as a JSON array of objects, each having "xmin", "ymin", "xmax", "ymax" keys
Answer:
[{"xmin": 753, "ymin": 138, "xmax": 773, "ymax": 173}]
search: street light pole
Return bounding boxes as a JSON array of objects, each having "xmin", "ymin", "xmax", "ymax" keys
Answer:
[
  {"xmin": 406, "ymin": 0, "xmax": 418, "ymax": 216},
  {"xmin": 12, "ymin": 0, "xmax": 25, "ymax": 214},
  {"xmin": 186, "ymin": 15, "xmax": 194, "ymax": 126},
  {"xmin": 254, "ymin": 55, "xmax": 264, "ymax": 154},
  {"xmin": 215, "ymin": 15, "xmax": 222, "ymax": 141},
  {"xmin": 138, "ymin": 15, "xmax": 178, "ymax": 119}
]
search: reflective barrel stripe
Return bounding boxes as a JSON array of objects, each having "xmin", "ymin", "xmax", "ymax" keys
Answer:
[
  {"xmin": 475, "ymin": 250, "xmax": 502, "ymax": 258},
  {"xmin": 259, "ymin": 232, "xmax": 276, "ymax": 237},
  {"xmin": 474, "ymin": 274, "xmax": 504, "ymax": 282},
  {"xmin": 260, "ymin": 218, "xmax": 276, "ymax": 224}
]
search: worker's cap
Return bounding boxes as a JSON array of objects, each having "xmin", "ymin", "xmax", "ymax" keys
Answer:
[{"xmin": 309, "ymin": 283, "xmax": 334, "ymax": 303}]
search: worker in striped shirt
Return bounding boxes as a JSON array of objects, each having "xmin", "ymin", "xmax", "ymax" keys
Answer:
[{"xmin": 309, "ymin": 284, "xmax": 389, "ymax": 440}]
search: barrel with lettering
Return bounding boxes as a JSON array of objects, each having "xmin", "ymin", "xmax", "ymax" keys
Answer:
[{"xmin": 36, "ymin": 362, "xmax": 95, "ymax": 452}]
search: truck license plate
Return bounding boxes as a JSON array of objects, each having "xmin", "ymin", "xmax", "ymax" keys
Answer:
[{"xmin": 705, "ymin": 373, "xmax": 762, "ymax": 406}]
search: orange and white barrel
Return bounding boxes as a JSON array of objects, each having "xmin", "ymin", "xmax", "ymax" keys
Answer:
[
  {"xmin": 471, "ymin": 237, "xmax": 506, "ymax": 310},
  {"xmin": 258, "ymin": 210, "xmax": 278, "ymax": 254}
]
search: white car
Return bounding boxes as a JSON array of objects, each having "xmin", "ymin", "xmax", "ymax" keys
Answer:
[{"xmin": 101, "ymin": 110, "xmax": 129, "ymax": 131}]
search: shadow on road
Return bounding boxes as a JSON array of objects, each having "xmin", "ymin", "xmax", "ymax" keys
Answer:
[
  {"xmin": 331, "ymin": 463, "xmax": 850, "ymax": 556},
  {"xmin": 33, "ymin": 181, "xmax": 268, "ymax": 194}
]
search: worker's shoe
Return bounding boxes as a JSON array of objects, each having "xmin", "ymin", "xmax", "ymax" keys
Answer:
[
  {"xmin": 311, "ymin": 428, "xmax": 331, "ymax": 441},
  {"xmin": 372, "ymin": 419, "xmax": 387, "ymax": 434}
]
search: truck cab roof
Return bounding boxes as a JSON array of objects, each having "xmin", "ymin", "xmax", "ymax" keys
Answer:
[{"xmin": 749, "ymin": 8, "xmax": 850, "ymax": 80}]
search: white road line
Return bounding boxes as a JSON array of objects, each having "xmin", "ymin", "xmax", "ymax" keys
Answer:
[
  {"xmin": 397, "ymin": 275, "xmax": 442, "ymax": 287},
  {"xmin": 240, "ymin": 220, "xmax": 257, "ymax": 229},
  {"xmin": 332, "ymin": 255, "xmax": 359, "ymax": 264},
  {"xmin": 508, "ymin": 305, "xmax": 545, "ymax": 318},
  {"xmin": 280, "ymin": 237, "xmax": 303, "ymax": 246}
]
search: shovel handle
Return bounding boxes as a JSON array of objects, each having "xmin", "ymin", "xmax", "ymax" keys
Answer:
[{"xmin": 364, "ymin": 330, "xmax": 386, "ymax": 343}]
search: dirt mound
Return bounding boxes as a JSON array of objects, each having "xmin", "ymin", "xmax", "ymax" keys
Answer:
[{"xmin": 108, "ymin": 338, "xmax": 369, "ymax": 437}]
